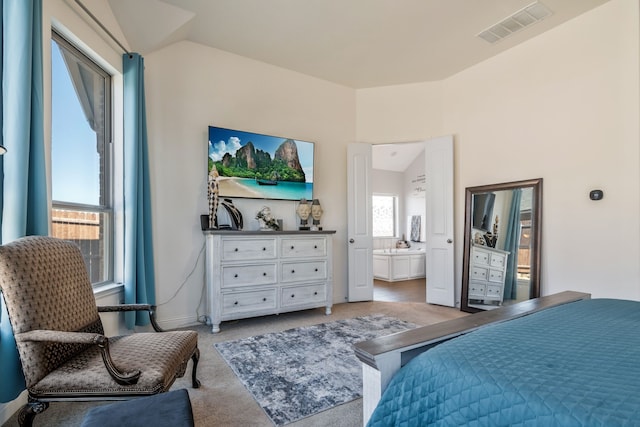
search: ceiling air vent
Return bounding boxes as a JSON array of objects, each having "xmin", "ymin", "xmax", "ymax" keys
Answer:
[{"xmin": 477, "ymin": 1, "xmax": 553, "ymax": 44}]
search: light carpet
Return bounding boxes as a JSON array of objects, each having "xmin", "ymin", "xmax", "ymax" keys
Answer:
[{"xmin": 214, "ymin": 314, "xmax": 417, "ymax": 426}]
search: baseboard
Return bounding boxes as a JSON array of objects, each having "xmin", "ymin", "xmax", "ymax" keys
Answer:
[
  {"xmin": 0, "ymin": 390, "xmax": 27, "ymax": 425},
  {"xmin": 157, "ymin": 314, "xmax": 202, "ymax": 331}
]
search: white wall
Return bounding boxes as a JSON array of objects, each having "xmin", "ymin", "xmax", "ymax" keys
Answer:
[
  {"xmin": 142, "ymin": 41, "xmax": 356, "ymax": 327},
  {"xmin": 357, "ymin": 0, "xmax": 640, "ymax": 303}
]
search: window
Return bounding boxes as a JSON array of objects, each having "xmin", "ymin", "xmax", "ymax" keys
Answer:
[
  {"xmin": 51, "ymin": 30, "xmax": 113, "ymax": 285},
  {"xmin": 372, "ymin": 195, "xmax": 397, "ymax": 237},
  {"xmin": 517, "ymin": 210, "xmax": 532, "ymax": 280}
]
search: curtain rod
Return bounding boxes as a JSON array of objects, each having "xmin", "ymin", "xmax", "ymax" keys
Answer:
[{"xmin": 74, "ymin": 0, "xmax": 130, "ymax": 55}]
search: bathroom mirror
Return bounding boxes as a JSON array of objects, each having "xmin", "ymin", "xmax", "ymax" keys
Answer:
[{"xmin": 461, "ymin": 178, "xmax": 542, "ymax": 313}]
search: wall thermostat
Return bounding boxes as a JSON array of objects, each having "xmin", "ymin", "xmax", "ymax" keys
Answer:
[{"xmin": 589, "ymin": 189, "xmax": 604, "ymax": 201}]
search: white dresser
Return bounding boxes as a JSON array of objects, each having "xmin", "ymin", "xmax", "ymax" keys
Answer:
[
  {"xmin": 468, "ymin": 245, "xmax": 509, "ymax": 305},
  {"xmin": 204, "ymin": 230, "xmax": 335, "ymax": 333}
]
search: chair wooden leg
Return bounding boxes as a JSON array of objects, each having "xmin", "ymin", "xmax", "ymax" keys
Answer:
[
  {"xmin": 18, "ymin": 399, "xmax": 48, "ymax": 427},
  {"xmin": 191, "ymin": 347, "xmax": 201, "ymax": 388}
]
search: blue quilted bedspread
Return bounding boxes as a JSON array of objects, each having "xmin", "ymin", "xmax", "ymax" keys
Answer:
[{"xmin": 368, "ymin": 299, "xmax": 640, "ymax": 426}]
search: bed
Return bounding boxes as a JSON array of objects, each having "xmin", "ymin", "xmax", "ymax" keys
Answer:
[{"xmin": 355, "ymin": 292, "xmax": 640, "ymax": 426}]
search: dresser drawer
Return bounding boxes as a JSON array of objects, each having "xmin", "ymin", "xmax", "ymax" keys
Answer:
[
  {"xmin": 468, "ymin": 282, "xmax": 486, "ymax": 297},
  {"xmin": 281, "ymin": 283, "xmax": 326, "ymax": 307},
  {"xmin": 221, "ymin": 238, "xmax": 276, "ymax": 261},
  {"xmin": 222, "ymin": 289, "xmax": 277, "ymax": 315},
  {"xmin": 221, "ymin": 263, "xmax": 277, "ymax": 287},
  {"xmin": 488, "ymin": 269, "xmax": 504, "ymax": 283},
  {"xmin": 281, "ymin": 238, "xmax": 327, "ymax": 258},
  {"xmin": 281, "ymin": 260, "xmax": 327, "ymax": 283},
  {"xmin": 470, "ymin": 266, "xmax": 488, "ymax": 281},
  {"xmin": 490, "ymin": 254, "xmax": 506, "ymax": 268},
  {"xmin": 471, "ymin": 250, "xmax": 490, "ymax": 265},
  {"xmin": 486, "ymin": 285, "xmax": 503, "ymax": 298}
]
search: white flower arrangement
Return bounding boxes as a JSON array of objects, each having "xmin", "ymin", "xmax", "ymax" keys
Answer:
[{"xmin": 256, "ymin": 206, "xmax": 280, "ymax": 231}]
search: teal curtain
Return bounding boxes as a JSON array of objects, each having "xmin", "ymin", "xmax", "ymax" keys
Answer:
[
  {"xmin": 502, "ymin": 189, "xmax": 522, "ymax": 300},
  {"xmin": 123, "ymin": 53, "xmax": 156, "ymax": 329},
  {"xmin": 0, "ymin": 0, "xmax": 47, "ymax": 403}
]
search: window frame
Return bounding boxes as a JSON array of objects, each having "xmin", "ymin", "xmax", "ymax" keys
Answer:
[
  {"xmin": 372, "ymin": 193, "xmax": 399, "ymax": 238},
  {"xmin": 50, "ymin": 29, "xmax": 114, "ymax": 287}
]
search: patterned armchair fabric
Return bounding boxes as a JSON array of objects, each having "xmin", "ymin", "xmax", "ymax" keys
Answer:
[{"xmin": 0, "ymin": 236, "xmax": 200, "ymax": 427}]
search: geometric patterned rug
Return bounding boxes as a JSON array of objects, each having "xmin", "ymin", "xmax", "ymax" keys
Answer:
[{"xmin": 214, "ymin": 314, "xmax": 417, "ymax": 425}]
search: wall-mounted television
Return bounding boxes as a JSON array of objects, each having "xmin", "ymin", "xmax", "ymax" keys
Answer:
[
  {"xmin": 472, "ymin": 192, "xmax": 495, "ymax": 232},
  {"xmin": 208, "ymin": 126, "xmax": 314, "ymax": 201}
]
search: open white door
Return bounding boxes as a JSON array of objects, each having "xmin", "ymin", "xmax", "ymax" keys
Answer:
[
  {"xmin": 347, "ymin": 143, "xmax": 373, "ymax": 302},
  {"xmin": 424, "ymin": 135, "xmax": 455, "ymax": 306}
]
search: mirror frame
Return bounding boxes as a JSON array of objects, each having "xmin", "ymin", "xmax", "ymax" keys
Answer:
[{"xmin": 461, "ymin": 178, "xmax": 543, "ymax": 313}]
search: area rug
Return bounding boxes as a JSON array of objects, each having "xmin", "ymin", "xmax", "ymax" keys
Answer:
[{"xmin": 214, "ymin": 314, "xmax": 417, "ymax": 426}]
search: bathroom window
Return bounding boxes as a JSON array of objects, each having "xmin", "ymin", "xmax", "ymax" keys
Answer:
[{"xmin": 372, "ymin": 194, "xmax": 397, "ymax": 237}]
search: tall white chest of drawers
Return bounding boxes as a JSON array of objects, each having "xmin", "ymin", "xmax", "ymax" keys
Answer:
[
  {"xmin": 204, "ymin": 230, "xmax": 335, "ymax": 333},
  {"xmin": 468, "ymin": 245, "xmax": 510, "ymax": 305}
]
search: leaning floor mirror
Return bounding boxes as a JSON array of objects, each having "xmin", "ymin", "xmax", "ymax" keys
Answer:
[{"xmin": 461, "ymin": 178, "xmax": 542, "ymax": 313}]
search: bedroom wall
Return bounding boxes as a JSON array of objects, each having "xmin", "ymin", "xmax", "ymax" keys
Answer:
[
  {"xmin": 357, "ymin": 0, "xmax": 640, "ymax": 303},
  {"xmin": 142, "ymin": 42, "xmax": 355, "ymax": 327}
]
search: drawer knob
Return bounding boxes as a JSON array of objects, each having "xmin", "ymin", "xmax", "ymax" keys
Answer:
[
  {"xmin": 291, "ymin": 294, "xmax": 295, "ymax": 298},
  {"xmin": 234, "ymin": 301, "xmax": 238, "ymax": 305},
  {"xmin": 314, "ymin": 268, "xmax": 318, "ymax": 272},
  {"xmin": 291, "ymin": 270, "xmax": 295, "ymax": 274},
  {"xmin": 263, "ymin": 298, "xmax": 267, "ymax": 302},
  {"xmin": 263, "ymin": 272, "xmax": 267, "ymax": 276},
  {"xmin": 234, "ymin": 248, "xmax": 239, "ymax": 252},
  {"xmin": 262, "ymin": 247, "xmax": 266, "ymax": 251},
  {"xmin": 314, "ymin": 245, "xmax": 317, "ymax": 249},
  {"xmin": 234, "ymin": 274, "xmax": 238, "ymax": 278},
  {"xmin": 314, "ymin": 291, "xmax": 318, "ymax": 295}
]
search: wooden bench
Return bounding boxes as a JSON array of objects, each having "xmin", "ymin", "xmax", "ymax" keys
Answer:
[{"xmin": 354, "ymin": 291, "xmax": 591, "ymax": 425}]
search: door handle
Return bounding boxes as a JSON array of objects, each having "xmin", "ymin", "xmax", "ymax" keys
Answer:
[
  {"xmin": 349, "ymin": 238, "xmax": 355, "ymax": 243},
  {"xmin": 447, "ymin": 239, "xmax": 453, "ymax": 244}
]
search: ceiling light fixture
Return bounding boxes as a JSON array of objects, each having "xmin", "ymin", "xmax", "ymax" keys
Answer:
[{"xmin": 477, "ymin": 1, "xmax": 553, "ymax": 44}]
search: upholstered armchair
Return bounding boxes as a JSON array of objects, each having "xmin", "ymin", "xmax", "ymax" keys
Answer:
[{"xmin": 0, "ymin": 236, "xmax": 200, "ymax": 427}]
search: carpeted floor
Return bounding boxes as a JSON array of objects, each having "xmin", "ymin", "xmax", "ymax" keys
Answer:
[{"xmin": 2, "ymin": 300, "xmax": 466, "ymax": 427}]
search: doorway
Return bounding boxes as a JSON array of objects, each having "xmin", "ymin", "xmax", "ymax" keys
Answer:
[
  {"xmin": 347, "ymin": 136, "xmax": 454, "ymax": 306},
  {"xmin": 371, "ymin": 142, "xmax": 427, "ymax": 303}
]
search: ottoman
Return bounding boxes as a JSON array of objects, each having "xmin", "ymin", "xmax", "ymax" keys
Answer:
[{"xmin": 81, "ymin": 389, "xmax": 194, "ymax": 427}]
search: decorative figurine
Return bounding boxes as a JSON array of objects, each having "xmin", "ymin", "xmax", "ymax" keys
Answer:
[
  {"xmin": 296, "ymin": 198, "xmax": 311, "ymax": 230},
  {"xmin": 310, "ymin": 199, "xmax": 323, "ymax": 231},
  {"xmin": 207, "ymin": 165, "xmax": 219, "ymax": 229},
  {"xmin": 483, "ymin": 215, "xmax": 499, "ymax": 248}
]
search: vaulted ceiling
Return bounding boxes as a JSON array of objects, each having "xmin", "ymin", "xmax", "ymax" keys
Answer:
[{"xmin": 106, "ymin": 0, "xmax": 610, "ymax": 89}]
